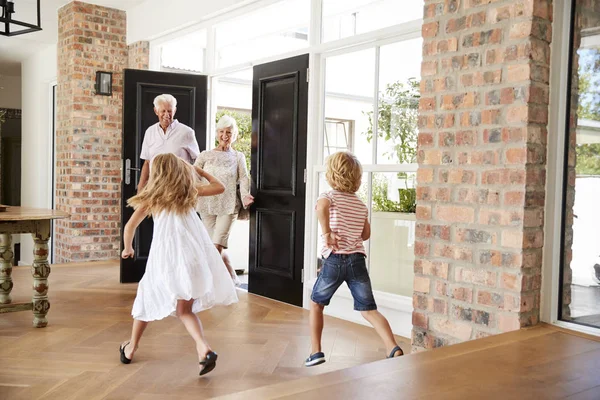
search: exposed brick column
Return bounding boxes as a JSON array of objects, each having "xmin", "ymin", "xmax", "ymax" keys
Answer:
[
  {"xmin": 56, "ymin": 2, "xmax": 127, "ymax": 262},
  {"xmin": 128, "ymin": 41, "xmax": 150, "ymax": 69},
  {"xmin": 413, "ymin": 0, "xmax": 552, "ymax": 351}
]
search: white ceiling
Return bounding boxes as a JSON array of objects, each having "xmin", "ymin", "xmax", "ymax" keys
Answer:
[{"xmin": 0, "ymin": 0, "xmax": 146, "ymax": 76}]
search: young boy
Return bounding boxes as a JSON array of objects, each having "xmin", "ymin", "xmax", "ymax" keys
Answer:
[{"xmin": 305, "ymin": 151, "xmax": 403, "ymax": 367}]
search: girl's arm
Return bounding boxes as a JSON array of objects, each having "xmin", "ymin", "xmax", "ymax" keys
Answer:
[
  {"xmin": 122, "ymin": 207, "xmax": 148, "ymax": 258},
  {"xmin": 137, "ymin": 160, "xmax": 150, "ymax": 192},
  {"xmin": 361, "ymin": 218, "xmax": 371, "ymax": 241},
  {"xmin": 316, "ymin": 198, "xmax": 339, "ymax": 251},
  {"xmin": 195, "ymin": 166, "xmax": 225, "ymax": 196}
]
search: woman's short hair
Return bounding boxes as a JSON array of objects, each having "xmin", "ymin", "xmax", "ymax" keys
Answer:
[
  {"xmin": 216, "ymin": 115, "xmax": 239, "ymax": 142},
  {"xmin": 153, "ymin": 94, "xmax": 177, "ymax": 109},
  {"xmin": 325, "ymin": 151, "xmax": 362, "ymax": 193}
]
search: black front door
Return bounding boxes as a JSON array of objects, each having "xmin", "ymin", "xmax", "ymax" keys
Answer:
[
  {"xmin": 248, "ymin": 54, "xmax": 309, "ymax": 307},
  {"xmin": 121, "ymin": 69, "xmax": 207, "ymax": 283}
]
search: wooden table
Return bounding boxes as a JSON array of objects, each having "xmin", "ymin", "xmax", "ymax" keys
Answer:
[{"xmin": 0, "ymin": 206, "xmax": 69, "ymax": 327}]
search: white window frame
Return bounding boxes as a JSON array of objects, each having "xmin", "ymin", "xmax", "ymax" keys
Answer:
[
  {"xmin": 147, "ymin": 0, "xmax": 422, "ymax": 337},
  {"xmin": 543, "ymin": 0, "xmax": 600, "ymax": 337}
]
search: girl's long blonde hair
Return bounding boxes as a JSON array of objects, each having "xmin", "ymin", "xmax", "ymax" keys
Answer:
[{"xmin": 128, "ymin": 153, "xmax": 198, "ymax": 215}]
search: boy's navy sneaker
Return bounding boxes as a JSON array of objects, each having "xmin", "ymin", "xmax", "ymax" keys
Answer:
[{"xmin": 305, "ymin": 352, "xmax": 326, "ymax": 367}]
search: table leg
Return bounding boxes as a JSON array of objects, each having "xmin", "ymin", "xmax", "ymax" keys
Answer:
[
  {"xmin": 31, "ymin": 221, "xmax": 50, "ymax": 328},
  {"xmin": 0, "ymin": 234, "xmax": 13, "ymax": 304}
]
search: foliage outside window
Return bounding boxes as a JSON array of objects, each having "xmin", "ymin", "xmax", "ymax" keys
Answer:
[
  {"xmin": 576, "ymin": 48, "xmax": 600, "ymax": 176},
  {"xmin": 363, "ymin": 78, "xmax": 420, "ymax": 213}
]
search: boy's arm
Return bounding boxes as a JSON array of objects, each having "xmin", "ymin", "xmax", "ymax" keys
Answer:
[
  {"xmin": 122, "ymin": 207, "xmax": 148, "ymax": 258},
  {"xmin": 195, "ymin": 166, "xmax": 225, "ymax": 196},
  {"xmin": 316, "ymin": 198, "xmax": 339, "ymax": 251},
  {"xmin": 316, "ymin": 198, "xmax": 332, "ymax": 233},
  {"xmin": 361, "ymin": 218, "xmax": 371, "ymax": 241}
]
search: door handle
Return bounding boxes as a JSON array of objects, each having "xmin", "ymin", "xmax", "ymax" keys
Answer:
[{"xmin": 124, "ymin": 158, "xmax": 140, "ymax": 185}]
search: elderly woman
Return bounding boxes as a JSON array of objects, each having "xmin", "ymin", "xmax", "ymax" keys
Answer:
[
  {"xmin": 138, "ymin": 94, "xmax": 200, "ymax": 191},
  {"xmin": 195, "ymin": 115, "xmax": 254, "ymax": 284}
]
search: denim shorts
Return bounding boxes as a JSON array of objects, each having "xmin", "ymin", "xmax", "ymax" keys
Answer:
[{"xmin": 311, "ymin": 253, "xmax": 377, "ymax": 311}]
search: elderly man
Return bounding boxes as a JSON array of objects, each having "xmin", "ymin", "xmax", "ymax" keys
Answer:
[{"xmin": 138, "ymin": 94, "xmax": 201, "ymax": 191}]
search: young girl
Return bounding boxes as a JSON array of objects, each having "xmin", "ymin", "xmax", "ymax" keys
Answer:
[
  {"xmin": 306, "ymin": 151, "xmax": 403, "ymax": 367},
  {"xmin": 119, "ymin": 153, "xmax": 238, "ymax": 376}
]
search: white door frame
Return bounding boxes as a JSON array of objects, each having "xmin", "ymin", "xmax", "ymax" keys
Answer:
[{"xmin": 543, "ymin": 0, "xmax": 600, "ymax": 337}]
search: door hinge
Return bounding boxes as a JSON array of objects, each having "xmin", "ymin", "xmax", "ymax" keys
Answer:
[
  {"xmin": 304, "ymin": 168, "xmax": 307, "ymax": 183},
  {"xmin": 306, "ymin": 68, "xmax": 310, "ymax": 83},
  {"xmin": 301, "ymin": 268, "xmax": 304, "ymax": 283}
]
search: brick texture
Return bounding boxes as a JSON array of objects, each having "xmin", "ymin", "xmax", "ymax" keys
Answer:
[
  {"xmin": 413, "ymin": 0, "xmax": 552, "ymax": 351},
  {"xmin": 128, "ymin": 41, "xmax": 150, "ymax": 70},
  {"xmin": 56, "ymin": 2, "xmax": 148, "ymax": 262}
]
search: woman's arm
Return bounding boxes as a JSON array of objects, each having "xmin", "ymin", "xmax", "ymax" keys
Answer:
[
  {"xmin": 195, "ymin": 166, "xmax": 225, "ymax": 196},
  {"xmin": 193, "ymin": 151, "xmax": 206, "ymax": 168},
  {"xmin": 122, "ymin": 207, "xmax": 148, "ymax": 258},
  {"xmin": 237, "ymin": 152, "xmax": 254, "ymax": 207}
]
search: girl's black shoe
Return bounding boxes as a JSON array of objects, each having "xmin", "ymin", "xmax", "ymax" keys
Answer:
[
  {"xmin": 119, "ymin": 342, "xmax": 132, "ymax": 364},
  {"xmin": 199, "ymin": 351, "xmax": 218, "ymax": 376}
]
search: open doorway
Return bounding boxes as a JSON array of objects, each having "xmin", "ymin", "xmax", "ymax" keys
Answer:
[
  {"xmin": 0, "ymin": 108, "xmax": 22, "ymax": 265},
  {"xmin": 212, "ymin": 69, "xmax": 253, "ymax": 288}
]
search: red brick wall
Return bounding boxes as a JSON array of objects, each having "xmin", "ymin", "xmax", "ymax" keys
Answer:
[
  {"xmin": 56, "ymin": 2, "xmax": 148, "ymax": 262},
  {"xmin": 128, "ymin": 41, "xmax": 150, "ymax": 70},
  {"xmin": 414, "ymin": 0, "xmax": 552, "ymax": 351}
]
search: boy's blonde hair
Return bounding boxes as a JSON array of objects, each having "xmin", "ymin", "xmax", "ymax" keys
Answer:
[
  {"xmin": 325, "ymin": 151, "xmax": 362, "ymax": 193},
  {"xmin": 128, "ymin": 153, "xmax": 198, "ymax": 215}
]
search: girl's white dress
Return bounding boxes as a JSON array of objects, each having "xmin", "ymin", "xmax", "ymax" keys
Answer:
[{"xmin": 132, "ymin": 208, "xmax": 239, "ymax": 321}]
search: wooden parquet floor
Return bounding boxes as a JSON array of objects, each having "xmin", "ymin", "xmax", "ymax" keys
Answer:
[
  {"xmin": 0, "ymin": 261, "xmax": 409, "ymax": 400},
  {"xmin": 218, "ymin": 324, "xmax": 600, "ymax": 400}
]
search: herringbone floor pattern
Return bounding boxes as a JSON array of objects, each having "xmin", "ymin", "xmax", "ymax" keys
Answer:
[{"xmin": 0, "ymin": 262, "xmax": 409, "ymax": 400}]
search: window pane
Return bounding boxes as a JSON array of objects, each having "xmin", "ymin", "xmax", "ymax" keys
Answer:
[
  {"xmin": 324, "ymin": 48, "xmax": 375, "ymax": 164},
  {"xmin": 215, "ymin": 70, "xmax": 253, "ymax": 113},
  {"xmin": 324, "ymin": 118, "xmax": 354, "ymax": 156},
  {"xmin": 214, "ymin": 69, "xmax": 252, "ymax": 164},
  {"xmin": 215, "ymin": 0, "xmax": 309, "ymax": 69},
  {"xmin": 161, "ymin": 29, "xmax": 206, "ymax": 72},
  {"xmin": 376, "ymin": 39, "xmax": 422, "ymax": 165},
  {"xmin": 369, "ymin": 172, "xmax": 415, "ymax": 296},
  {"xmin": 322, "ymin": 0, "xmax": 422, "ymax": 43},
  {"xmin": 560, "ymin": 1, "xmax": 600, "ymax": 328}
]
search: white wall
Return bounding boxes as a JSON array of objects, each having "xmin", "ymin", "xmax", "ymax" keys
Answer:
[
  {"xmin": 127, "ymin": 0, "xmax": 249, "ymax": 43},
  {"xmin": 0, "ymin": 75, "xmax": 22, "ymax": 109},
  {"xmin": 19, "ymin": 45, "xmax": 57, "ymax": 265}
]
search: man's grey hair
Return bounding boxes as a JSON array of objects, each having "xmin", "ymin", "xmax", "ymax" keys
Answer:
[{"xmin": 153, "ymin": 94, "xmax": 177, "ymax": 109}]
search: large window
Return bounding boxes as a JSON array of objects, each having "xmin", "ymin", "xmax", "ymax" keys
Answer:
[
  {"xmin": 560, "ymin": 1, "xmax": 600, "ymax": 329},
  {"xmin": 316, "ymin": 36, "xmax": 422, "ymax": 297},
  {"xmin": 160, "ymin": 29, "xmax": 206, "ymax": 72},
  {"xmin": 215, "ymin": 0, "xmax": 310, "ymax": 69},
  {"xmin": 322, "ymin": 0, "xmax": 422, "ymax": 43},
  {"xmin": 149, "ymin": 0, "xmax": 423, "ymax": 300}
]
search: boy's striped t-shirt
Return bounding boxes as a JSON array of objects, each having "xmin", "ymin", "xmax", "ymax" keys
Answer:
[{"xmin": 317, "ymin": 190, "xmax": 368, "ymax": 258}]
